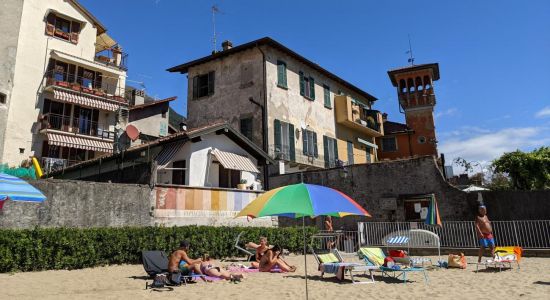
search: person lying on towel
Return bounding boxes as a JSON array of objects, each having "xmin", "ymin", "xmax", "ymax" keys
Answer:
[
  {"xmin": 200, "ymin": 254, "xmax": 245, "ymax": 281},
  {"xmin": 168, "ymin": 240, "xmax": 204, "ymax": 284},
  {"xmin": 259, "ymin": 245, "xmax": 297, "ymax": 273}
]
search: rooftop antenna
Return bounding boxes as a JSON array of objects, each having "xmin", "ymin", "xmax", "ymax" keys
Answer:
[
  {"xmin": 212, "ymin": 5, "xmax": 221, "ymax": 53},
  {"xmin": 406, "ymin": 34, "xmax": 415, "ymax": 66}
]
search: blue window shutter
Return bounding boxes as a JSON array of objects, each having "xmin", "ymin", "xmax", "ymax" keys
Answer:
[
  {"xmin": 289, "ymin": 123, "xmax": 295, "ymax": 161},
  {"xmin": 309, "ymin": 77, "xmax": 315, "ymax": 100},
  {"xmin": 299, "ymin": 71, "xmax": 305, "ymax": 96}
]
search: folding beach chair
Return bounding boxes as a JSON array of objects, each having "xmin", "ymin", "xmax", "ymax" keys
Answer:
[
  {"xmin": 476, "ymin": 246, "xmax": 522, "ymax": 272},
  {"xmin": 141, "ymin": 250, "xmax": 207, "ymax": 286},
  {"xmin": 383, "ymin": 230, "xmax": 439, "ymax": 267},
  {"xmin": 235, "ymin": 232, "xmax": 255, "ymax": 261},
  {"xmin": 358, "ymin": 247, "xmax": 429, "ymax": 284},
  {"xmin": 312, "ymin": 247, "xmax": 377, "ymax": 284}
]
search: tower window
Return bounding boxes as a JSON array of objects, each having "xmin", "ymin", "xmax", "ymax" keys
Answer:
[
  {"xmin": 424, "ymin": 76, "xmax": 432, "ymax": 90},
  {"xmin": 418, "ymin": 136, "xmax": 426, "ymax": 144},
  {"xmin": 399, "ymin": 79, "xmax": 406, "ymax": 94},
  {"xmin": 407, "ymin": 78, "xmax": 415, "ymax": 93},
  {"xmin": 416, "ymin": 77, "xmax": 423, "ymax": 91}
]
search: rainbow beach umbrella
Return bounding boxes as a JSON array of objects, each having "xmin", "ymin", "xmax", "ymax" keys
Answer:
[
  {"xmin": 236, "ymin": 183, "xmax": 371, "ymax": 219},
  {"xmin": 0, "ymin": 173, "xmax": 46, "ymax": 210},
  {"xmin": 425, "ymin": 194, "xmax": 442, "ymax": 226}
]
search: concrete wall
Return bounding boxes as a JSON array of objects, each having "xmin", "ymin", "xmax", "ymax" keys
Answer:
[
  {"xmin": 0, "ymin": 179, "xmax": 154, "ymax": 228},
  {"xmin": 0, "ymin": 0, "xmax": 24, "ymax": 166}
]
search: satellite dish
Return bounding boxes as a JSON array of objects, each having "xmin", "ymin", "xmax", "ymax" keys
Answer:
[{"xmin": 125, "ymin": 124, "xmax": 140, "ymax": 141}]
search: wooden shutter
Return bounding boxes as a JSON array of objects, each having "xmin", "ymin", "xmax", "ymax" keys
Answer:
[
  {"xmin": 274, "ymin": 119, "xmax": 281, "ymax": 153},
  {"xmin": 70, "ymin": 21, "xmax": 80, "ymax": 44},
  {"xmin": 333, "ymin": 138, "xmax": 339, "ymax": 161},
  {"xmin": 313, "ymin": 132, "xmax": 318, "ymax": 158},
  {"xmin": 309, "ymin": 77, "xmax": 315, "ymax": 100},
  {"xmin": 208, "ymin": 71, "xmax": 215, "ymax": 95},
  {"xmin": 192, "ymin": 76, "xmax": 198, "ymax": 99},
  {"xmin": 324, "ymin": 85, "xmax": 331, "ymax": 107},
  {"xmin": 45, "ymin": 13, "xmax": 55, "ymax": 36},
  {"xmin": 299, "ymin": 71, "xmax": 305, "ymax": 96},
  {"xmin": 302, "ymin": 130, "xmax": 308, "ymax": 155},
  {"xmin": 289, "ymin": 123, "xmax": 295, "ymax": 161},
  {"xmin": 277, "ymin": 61, "xmax": 285, "ymax": 86},
  {"xmin": 323, "ymin": 136, "xmax": 329, "ymax": 168}
]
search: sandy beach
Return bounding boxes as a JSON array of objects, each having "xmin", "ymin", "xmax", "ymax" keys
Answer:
[{"xmin": 2, "ymin": 254, "xmax": 549, "ymax": 300}]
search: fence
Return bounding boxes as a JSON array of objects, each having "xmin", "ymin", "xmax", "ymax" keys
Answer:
[{"xmin": 358, "ymin": 221, "xmax": 550, "ymax": 250}]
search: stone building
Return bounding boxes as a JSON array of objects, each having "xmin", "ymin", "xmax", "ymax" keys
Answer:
[{"xmin": 168, "ymin": 37, "xmax": 383, "ymax": 174}]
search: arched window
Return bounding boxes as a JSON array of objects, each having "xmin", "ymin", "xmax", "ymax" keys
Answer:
[
  {"xmin": 424, "ymin": 75, "xmax": 431, "ymax": 90},
  {"xmin": 399, "ymin": 79, "xmax": 406, "ymax": 93},
  {"xmin": 407, "ymin": 78, "xmax": 415, "ymax": 92},
  {"xmin": 415, "ymin": 77, "xmax": 423, "ymax": 91}
]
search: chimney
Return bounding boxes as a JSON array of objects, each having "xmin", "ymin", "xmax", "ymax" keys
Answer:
[
  {"xmin": 221, "ymin": 40, "xmax": 233, "ymax": 51},
  {"xmin": 112, "ymin": 46, "xmax": 122, "ymax": 67},
  {"xmin": 130, "ymin": 89, "xmax": 145, "ymax": 106},
  {"xmin": 382, "ymin": 113, "xmax": 388, "ymax": 122}
]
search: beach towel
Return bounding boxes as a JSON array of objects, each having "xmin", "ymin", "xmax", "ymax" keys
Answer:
[
  {"xmin": 320, "ymin": 263, "xmax": 361, "ymax": 281},
  {"xmin": 358, "ymin": 247, "xmax": 386, "ymax": 266},
  {"xmin": 494, "ymin": 246, "xmax": 522, "ymax": 262}
]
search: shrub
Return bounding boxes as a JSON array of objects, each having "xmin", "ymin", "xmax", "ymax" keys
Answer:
[{"xmin": 0, "ymin": 226, "xmax": 318, "ymax": 273}]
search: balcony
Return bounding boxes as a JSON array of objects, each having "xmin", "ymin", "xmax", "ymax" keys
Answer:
[
  {"xmin": 94, "ymin": 48, "xmax": 128, "ymax": 71},
  {"xmin": 334, "ymin": 95, "xmax": 383, "ymax": 137},
  {"xmin": 40, "ymin": 113, "xmax": 115, "ymax": 140},
  {"xmin": 268, "ymin": 144, "xmax": 332, "ymax": 170}
]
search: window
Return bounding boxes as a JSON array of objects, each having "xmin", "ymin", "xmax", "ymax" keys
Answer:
[
  {"xmin": 302, "ymin": 129, "xmax": 318, "ymax": 157},
  {"xmin": 323, "ymin": 85, "xmax": 331, "ymax": 108},
  {"xmin": 381, "ymin": 137, "xmax": 397, "ymax": 152},
  {"xmin": 172, "ymin": 160, "xmax": 186, "ymax": 185},
  {"xmin": 418, "ymin": 136, "xmax": 426, "ymax": 144},
  {"xmin": 0, "ymin": 93, "xmax": 6, "ymax": 104},
  {"xmin": 192, "ymin": 71, "xmax": 215, "ymax": 99},
  {"xmin": 55, "ymin": 17, "xmax": 71, "ymax": 34},
  {"xmin": 277, "ymin": 60, "xmax": 287, "ymax": 88},
  {"xmin": 77, "ymin": 67, "xmax": 102, "ymax": 89},
  {"xmin": 347, "ymin": 141, "xmax": 354, "ymax": 165},
  {"xmin": 323, "ymin": 136, "xmax": 338, "ymax": 168},
  {"xmin": 299, "ymin": 71, "xmax": 315, "ymax": 100},
  {"xmin": 404, "ymin": 197, "xmax": 430, "ymax": 221},
  {"xmin": 240, "ymin": 117, "xmax": 253, "ymax": 141},
  {"xmin": 45, "ymin": 13, "xmax": 81, "ymax": 44},
  {"xmin": 274, "ymin": 119, "xmax": 295, "ymax": 161}
]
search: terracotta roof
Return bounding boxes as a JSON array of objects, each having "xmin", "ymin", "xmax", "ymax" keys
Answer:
[
  {"xmin": 167, "ymin": 37, "xmax": 377, "ymax": 102},
  {"xmin": 387, "ymin": 63, "xmax": 440, "ymax": 87},
  {"xmin": 129, "ymin": 97, "xmax": 177, "ymax": 110},
  {"xmin": 383, "ymin": 121, "xmax": 413, "ymax": 135}
]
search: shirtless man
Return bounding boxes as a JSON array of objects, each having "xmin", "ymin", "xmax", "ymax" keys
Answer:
[
  {"xmin": 259, "ymin": 245, "xmax": 297, "ymax": 272},
  {"xmin": 167, "ymin": 240, "xmax": 203, "ymax": 284},
  {"xmin": 475, "ymin": 205, "xmax": 495, "ymax": 262},
  {"xmin": 249, "ymin": 237, "xmax": 269, "ymax": 268}
]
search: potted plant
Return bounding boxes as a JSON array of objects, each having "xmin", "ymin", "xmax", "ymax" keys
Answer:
[
  {"xmin": 237, "ymin": 179, "xmax": 248, "ymax": 190},
  {"xmin": 71, "ymin": 82, "xmax": 81, "ymax": 92},
  {"xmin": 56, "ymin": 81, "xmax": 69, "ymax": 88},
  {"xmin": 82, "ymin": 86, "xmax": 93, "ymax": 94}
]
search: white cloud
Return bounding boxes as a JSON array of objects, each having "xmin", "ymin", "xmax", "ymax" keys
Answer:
[
  {"xmin": 535, "ymin": 106, "xmax": 550, "ymax": 118},
  {"xmin": 439, "ymin": 126, "xmax": 550, "ymax": 167},
  {"xmin": 435, "ymin": 108, "xmax": 458, "ymax": 119}
]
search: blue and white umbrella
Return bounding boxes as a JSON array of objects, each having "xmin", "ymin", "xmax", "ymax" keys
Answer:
[{"xmin": 0, "ymin": 173, "xmax": 46, "ymax": 203}]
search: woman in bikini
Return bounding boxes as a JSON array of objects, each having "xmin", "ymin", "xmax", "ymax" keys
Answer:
[
  {"xmin": 259, "ymin": 245, "xmax": 297, "ymax": 272},
  {"xmin": 200, "ymin": 254, "xmax": 245, "ymax": 281},
  {"xmin": 250, "ymin": 237, "xmax": 269, "ymax": 268}
]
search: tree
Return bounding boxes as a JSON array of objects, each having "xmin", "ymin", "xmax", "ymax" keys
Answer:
[
  {"xmin": 491, "ymin": 147, "xmax": 550, "ymax": 190},
  {"xmin": 485, "ymin": 171, "xmax": 512, "ymax": 190},
  {"xmin": 453, "ymin": 157, "xmax": 479, "ymax": 173}
]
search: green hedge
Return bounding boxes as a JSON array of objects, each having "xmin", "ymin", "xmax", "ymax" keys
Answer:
[{"xmin": 0, "ymin": 226, "xmax": 318, "ymax": 273}]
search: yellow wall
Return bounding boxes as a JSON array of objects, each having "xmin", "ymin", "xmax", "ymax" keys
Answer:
[{"xmin": 336, "ymin": 126, "xmax": 375, "ymax": 164}]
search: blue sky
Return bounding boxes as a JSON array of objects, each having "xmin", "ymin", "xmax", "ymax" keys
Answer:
[{"xmin": 81, "ymin": 0, "xmax": 550, "ymax": 168}]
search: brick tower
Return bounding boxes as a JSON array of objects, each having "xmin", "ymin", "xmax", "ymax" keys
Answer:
[{"xmin": 387, "ymin": 63, "xmax": 440, "ymax": 157}]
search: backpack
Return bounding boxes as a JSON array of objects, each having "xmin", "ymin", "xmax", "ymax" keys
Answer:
[{"xmin": 152, "ymin": 273, "xmax": 168, "ymax": 288}]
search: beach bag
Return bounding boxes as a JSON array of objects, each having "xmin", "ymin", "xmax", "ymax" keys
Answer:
[
  {"xmin": 152, "ymin": 274, "xmax": 167, "ymax": 288},
  {"xmin": 389, "ymin": 250, "xmax": 407, "ymax": 258},
  {"xmin": 448, "ymin": 253, "xmax": 467, "ymax": 269}
]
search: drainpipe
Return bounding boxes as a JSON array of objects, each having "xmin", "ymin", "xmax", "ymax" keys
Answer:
[{"xmin": 253, "ymin": 44, "xmax": 269, "ymax": 190}]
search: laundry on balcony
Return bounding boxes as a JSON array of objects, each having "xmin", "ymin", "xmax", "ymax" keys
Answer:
[
  {"xmin": 47, "ymin": 132, "xmax": 113, "ymax": 153},
  {"xmin": 211, "ymin": 149, "xmax": 260, "ymax": 173},
  {"xmin": 53, "ymin": 88, "xmax": 120, "ymax": 111}
]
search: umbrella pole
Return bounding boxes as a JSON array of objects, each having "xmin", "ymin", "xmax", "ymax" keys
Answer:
[{"xmin": 303, "ymin": 215, "xmax": 309, "ymax": 300}]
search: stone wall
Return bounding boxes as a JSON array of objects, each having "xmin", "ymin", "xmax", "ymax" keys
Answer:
[
  {"xmin": 0, "ymin": 179, "xmax": 154, "ymax": 228},
  {"xmin": 470, "ymin": 191, "xmax": 550, "ymax": 221}
]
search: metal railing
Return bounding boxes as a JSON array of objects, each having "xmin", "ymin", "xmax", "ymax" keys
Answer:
[
  {"xmin": 44, "ymin": 70, "xmax": 128, "ymax": 103},
  {"xmin": 268, "ymin": 144, "xmax": 335, "ymax": 169},
  {"xmin": 94, "ymin": 48, "xmax": 128, "ymax": 71},
  {"xmin": 358, "ymin": 220, "xmax": 550, "ymax": 249},
  {"xmin": 41, "ymin": 113, "xmax": 115, "ymax": 139},
  {"xmin": 313, "ymin": 230, "xmax": 362, "ymax": 253},
  {"xmin": 42, "ymin": 157, "xmax": 85, "ymax": 174}
]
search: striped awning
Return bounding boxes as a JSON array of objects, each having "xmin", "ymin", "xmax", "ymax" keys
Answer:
[
  {"xmin": 53, "ymin": 89, "xmax": 120, "ymax": 111},
  {"xmin": 211, "ymin": 149, "xmax": 260, "ymax": 173},
  {"xmin": 47, "ymin": 132, "xmax": 113, "ymax": 153},
  {"xmin": 155, "ymin": 141, "xmax": 185, "ymax": 168}
]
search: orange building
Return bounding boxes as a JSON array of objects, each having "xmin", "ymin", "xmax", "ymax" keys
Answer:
[{"xmin": 377, "ymin": 63, "xmax": 440, "ymax": 160}]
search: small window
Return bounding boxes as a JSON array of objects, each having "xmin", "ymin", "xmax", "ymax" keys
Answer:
[
  {"xmin": 240, "ymin": 117, "xmax": 253, "ymax": 141},
  {"xmin": 55, "ymin": 17, "xmax": 71, "ymax": 34},
  {"xmin": 381, "ymin": 137, "xmax": 397, "ymax": 152},
  {"xmin": 277, "ymin": 60, "xmax": 287, "ymax": 88},
  {"xmin": 172, "ymin": 160, "xmax": 187, "ymax": 185},
  {"xmin": 0, "ymin": 93, "xmax": 6, "ymax": 104},
  {"xmin": 299, "ymin": 71, "xmax": 315, "ymax": 100},
  {"xmin": 418, "ymin": 136, "xmax": 426, "ymax": 144},
  {"xmin": 302, "ymin": 129, "xmax": 317, "ymax": 157},
  {"xmin": 323, "ymin": 136, "xmax": 338, "ymax": 168},
  {"xmin": 323, "ymin": 85, "xmax": 331, "ymax": 108},
  {"xmin": 192, "ymin": 71, "xmax": 215, "ymax": 99}
]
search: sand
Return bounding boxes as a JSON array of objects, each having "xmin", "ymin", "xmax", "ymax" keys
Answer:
[{"xmin": 1, "ymin": 254, "xmax": 549, "ymax": 300}]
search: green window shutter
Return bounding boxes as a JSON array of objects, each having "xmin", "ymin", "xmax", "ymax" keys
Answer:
[
  {"xmin": 313, "ymin": 132, "xmax": 318, "ymax": 157},
  {"xmin": 324, "ymin": 85, "xmax": 331, "ymax": 108},
  {"xmin": 192, "ymin": 76, "xmax": 198, "ymax": 99},
  {"xmin": 323, "ymin": 136, "xmax": 329, "ymax": 168},
  {"xmin": 302, "ymin": 130, "xmax": 308, "ymax": 155},
  {"xmin": 299, "ymin": 71, "xmax": 305, "ymax": 96},
  {"xmin": 277, "ymin": 61, "xmax": 287, "ymax": 87},
  {"xmin": 289, "ymin": 123, "xmax": 295, "ymax": 161},
  {"xmin": 309, "ymin": 77, "xmax": 315, "ymax": 100},
  {"xmin": 208, "ymin": 71, "xmax": 215, "ymax": 95},
  {"xmin": 333, "ymin": 138, "xmax": 339, "ymax": 161},
  {"xmin": 274, "ymin": 119, "xmax": 281, "ymax": 153}
]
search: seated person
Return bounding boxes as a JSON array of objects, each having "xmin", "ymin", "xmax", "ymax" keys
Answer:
[
  {"xmin": 167, "ymin": 240, "xmax": 203, "ymax": 284},
  {"xmin": 249, "ymin": 237, "xmax": 269, "ymax": 268},
  {"xmin": 200, "ymin": 254, "xmax": 245, "ymax": 281},
  {"xmin": 259, "ymin": 245, "xmax": 297, "ymax": 273}
]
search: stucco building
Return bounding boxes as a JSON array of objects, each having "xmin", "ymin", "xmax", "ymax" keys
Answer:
[{"xmin": 168, "ymin": 37, "xmax": 383, "ymax": 174}]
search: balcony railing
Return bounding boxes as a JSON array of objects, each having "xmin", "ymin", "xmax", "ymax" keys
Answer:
[
  {"xmin": 94, "ymin": 48, "xmax": 128, "ymax": 71},
  {"xmin": 268, "ymin": 144, "xmax": 335, "ymax": 169},
  {"xmin": 41, "ymin": 157, "xmax": 86, "ymax": 174},
  {"xmin": 44, "ymin": 70, "xmax": 128, "ymax": 103},
  {"xmin": 335, "ymin": 96, "xmax": 383, "ymax": 136},
  {"xmin": 40, "ymin": 113, "xmax": 115, "ymax": 139}
]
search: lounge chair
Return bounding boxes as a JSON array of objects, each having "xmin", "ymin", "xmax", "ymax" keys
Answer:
[
  {"xmin": 358, "ymin": 247, "xmax": 429, "ymax": 284},
  {"xmin": 311, "ymin": 247, "xmax": 376, "ymax": 284},
  {"xmin": 383, "ymin": 230, "xmax": 439, "ymax": 267},
  {"xmin": 476, "ymin": 246, "xmax": 522, "ymax": 272},
  {"xmin": 141, "ymin": 250, "xmax": 207, "ymax": 285},
  {"xmin": 235, "ymin": 232, "xmax": 255, "ymax": 261}
]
